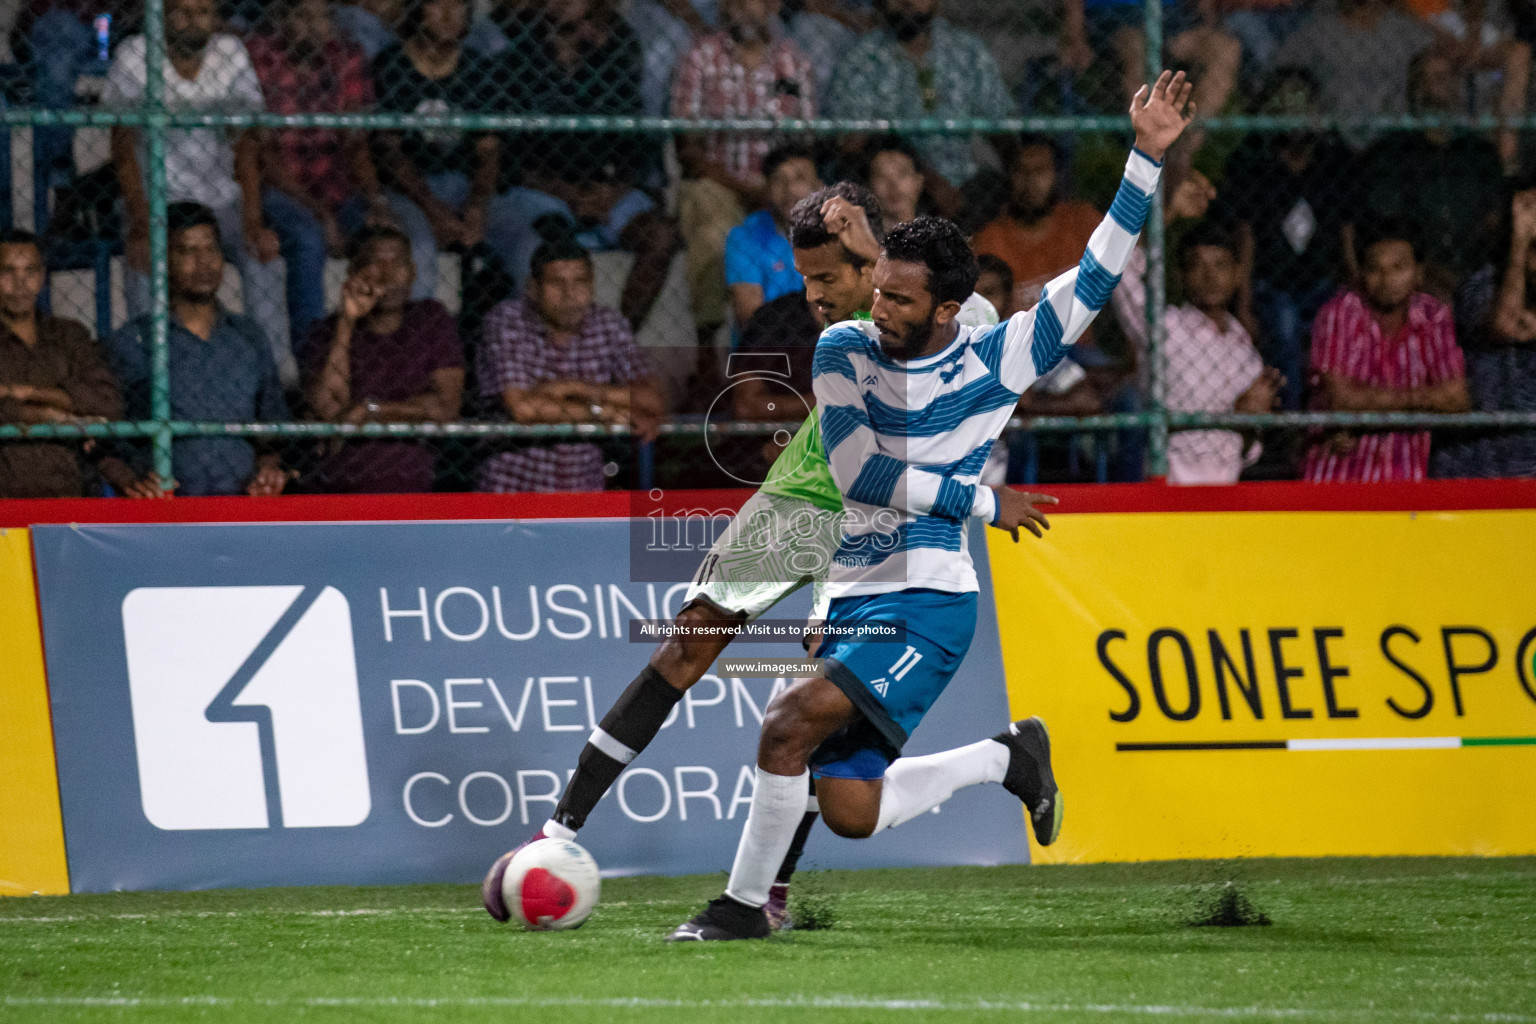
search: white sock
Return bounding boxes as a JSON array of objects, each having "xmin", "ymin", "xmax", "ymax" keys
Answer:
[
  {"xmin": 724, "ymin": 768, "xmax": 811, "ymax": 908},
  {"xmin": 876, "ymin": 738, "xmax": 1009, "ymax": 832},
  {"xmin": 541, "ymin": 819, "xmax": 577, "ymax": 842}
]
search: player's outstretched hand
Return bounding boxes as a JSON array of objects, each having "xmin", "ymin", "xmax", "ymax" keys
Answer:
[
  {"xmin": 1130, "ymin": 70, "xmax": 1196, "ymax": 162},
  {"xmin": 990, "ymin": 486, "xmax": 1058, "ymax": 542}
]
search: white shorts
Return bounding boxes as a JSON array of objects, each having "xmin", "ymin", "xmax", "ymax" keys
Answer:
[{"xmin": 682, "ymin": 490, "xmax": 841, "ymax": 628}]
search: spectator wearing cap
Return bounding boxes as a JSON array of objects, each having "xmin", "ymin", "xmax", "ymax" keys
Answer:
[
  {"xmin": 100, "ymin": 203, "xmax": 291, "ymax": 497},
  {"xmin": 671, "ymin": 0, "xmax": 817, "ymax": 340},
  {"xmin": 725, "ymin": 144, "xmax": 823, "ymax": 330},
  {"xmin": 478, "ymin": 238, "xmax": 665, "ymax": 492},
  {"xmin": 302, "ymin": 225, "xmax": 464, "ymax": 493},
  {"xmin": 0, "ymin": 230, "xmax": 123, "ymax": 498},
  {"xmin": 248, "ymin": 0, "xmax": 396, "ymax": 357},
  {"xmin": 1305, "ymin": 218, "xmax": 1469, "ymax": 483},
  {"xmin": 103, "ymin": 0, "xmax": 292, "ymax": 386},
  {"xmin": 372, "ymin": 0, "xmax": 524, "ymax": 300}
]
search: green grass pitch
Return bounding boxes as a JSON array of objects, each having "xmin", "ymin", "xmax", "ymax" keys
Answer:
[{"xmin": 2, "ymin": 857, "xmax": 1533, "ymax": 1023}]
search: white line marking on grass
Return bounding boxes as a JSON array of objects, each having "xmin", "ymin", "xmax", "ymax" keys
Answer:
[
  {"xmin": 5, "ymin": 995, "xmax": 1532, "ymax": 1021},
  {"xmin": 0, "ymin": 907, "xmax": 482, "ymax": 924}
]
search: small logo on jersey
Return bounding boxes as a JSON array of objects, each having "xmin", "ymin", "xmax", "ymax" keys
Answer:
[
  {"xmin": 862, "ymin": 374, "xmax": 879, "ymax": 386},
  {"xmin": 870, "ymin": 678, "xmax": 890, "ymax": 697}
]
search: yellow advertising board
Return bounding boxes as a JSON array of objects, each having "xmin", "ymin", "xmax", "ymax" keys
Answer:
[
  {"xmin": 0, "ymin": 527, "xmax": 70, "ymax": 895},
  {"xmin": 989, "ymin": 510, "xmax": 1536, "ymax": 863}
]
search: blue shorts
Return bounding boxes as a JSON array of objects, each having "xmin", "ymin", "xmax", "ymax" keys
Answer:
[{"xmin": 809, "ymin": 589, "xmax": 977, "ymax": 781}]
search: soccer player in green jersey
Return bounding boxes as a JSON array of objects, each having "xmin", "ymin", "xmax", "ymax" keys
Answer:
[{"xmin": 483, "ymin": 182, "xmax": 998, "ymax": 927}]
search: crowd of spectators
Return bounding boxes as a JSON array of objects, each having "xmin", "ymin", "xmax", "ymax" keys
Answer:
[{"xmin": 2, "ymin": 0, "xmax": 1536, "ymax": 497}]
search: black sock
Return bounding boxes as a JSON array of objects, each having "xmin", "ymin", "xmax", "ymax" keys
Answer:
[
  {"xmin": 774, "ymin": 809, "xmax": 820, "ymax": 886},
  {"xmin": 552, "ymin": 665, "xmax": 682, "ymax": 831}
]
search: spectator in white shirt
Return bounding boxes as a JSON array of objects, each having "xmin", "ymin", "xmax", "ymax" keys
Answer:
[
  {"xmin": 1114, "ymin": 215, "xmax": 1284, "ymax": 485},
  {"xmin": 104, "ymin": 0, "xmax": 293, "ymax": 386}
]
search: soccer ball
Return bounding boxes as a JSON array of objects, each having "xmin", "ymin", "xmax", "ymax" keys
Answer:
[{"xmin": 495, "ymin": 839, "xmax": 601, "ymax": 931}]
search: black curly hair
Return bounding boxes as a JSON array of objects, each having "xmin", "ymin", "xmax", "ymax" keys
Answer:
[
  {"xmin": 879, "ymin": 216, "xmax": 979, "ymax": 306},
  {"xmin": 788, "ymin": 182, "xmax": 884, "ymax": 269},
  {"xmin": 1176, "ymin": 217, "xmax": 1241, "ymax": 270}
]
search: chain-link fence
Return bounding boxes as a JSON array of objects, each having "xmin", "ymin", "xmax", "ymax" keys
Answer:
[{"xmin": 2, "ymin": 0, "xmax": 1536, "ymax": 497}]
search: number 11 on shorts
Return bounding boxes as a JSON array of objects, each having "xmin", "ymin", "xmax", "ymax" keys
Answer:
[{"xmin": 889, "ymin": 645, "xmax": 923, "ymax": 681}]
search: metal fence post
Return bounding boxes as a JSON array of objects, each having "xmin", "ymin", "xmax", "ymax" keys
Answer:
[
  {"xmin": 142, "ymin": 0, "xmax": 173, "ymax": 488},
  {"xmin": 1143, "ymin": 0, "xmax": 1169, "ymax": 480}
]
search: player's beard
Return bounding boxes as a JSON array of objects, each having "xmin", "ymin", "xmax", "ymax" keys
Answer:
[{"xmin": 879, "ymin": 306, "xmax": 939, "ymax": 360}]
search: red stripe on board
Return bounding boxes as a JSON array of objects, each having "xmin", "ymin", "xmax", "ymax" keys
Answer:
[
  {"xmin": 0, "ymin": 489, "xmax": 752, "ymax": 526},
  {"xmin": 1, "ymin": 479, "xmax": 1534, "ymax": 526}
]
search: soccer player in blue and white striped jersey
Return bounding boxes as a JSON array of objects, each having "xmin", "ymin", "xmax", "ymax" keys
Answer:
[{"xmin": 669, "ymin": 70, "xmax": 1195, "ymax": 942}]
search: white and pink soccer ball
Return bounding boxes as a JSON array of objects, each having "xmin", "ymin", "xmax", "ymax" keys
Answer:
[{"xmin": 482, "ymin": 838, "xmax": 601, "ymax": 930}]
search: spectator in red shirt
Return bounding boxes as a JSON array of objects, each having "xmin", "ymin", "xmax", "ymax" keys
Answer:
[
  {"xmin": 671, "ymin": 0, "xmax": 816, "ymax": 339},
  {"xmin": 1305, "ymin": 218, "xmax": 1470, "ymax": 482},
  {"xmin": 477, "ymin": 237, "xmax": 665, "ymax": 492},
  {"xmin": 249, "ymin": 0, "xmax": 396, "ymax": 351},
  {"xmin": 302, "ymin": 225, "xmax": 464, "ymax": 492}
]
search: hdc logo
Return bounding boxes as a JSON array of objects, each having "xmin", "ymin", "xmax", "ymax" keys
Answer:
[{"xmin": 121, "ymin": 585, "xmax": 371, "ymax": 830}]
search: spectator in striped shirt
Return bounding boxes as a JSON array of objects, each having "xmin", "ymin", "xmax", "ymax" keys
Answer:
[
  {"xmin": 1304, "ymin": 218, "xmax": 1470, "ymax": 483},
  {"xmin": 671, "ymin": 0, "xmax": 817, "ymax": 338},
  {"xmin": 477, "ymin": 238, "xmax": 666, "ymax": 493}
]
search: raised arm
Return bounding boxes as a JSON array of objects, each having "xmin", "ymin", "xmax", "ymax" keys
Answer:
[
  {"xmin": 812, "ymin": 328, "xmax": 999, "ymax": 523},
  {"xmin": 989, "ymin": 72, "xmax": 1192, "ymax": 393}
]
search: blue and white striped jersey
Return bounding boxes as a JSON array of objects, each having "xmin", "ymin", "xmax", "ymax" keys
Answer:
[{"xmin": 813, "ymin": 148, "xmax": 1162, "ymax": 597}]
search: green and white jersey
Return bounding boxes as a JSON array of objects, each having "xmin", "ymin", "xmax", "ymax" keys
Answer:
[{"xmin": 758, "ymin": 294, "xmax": 1001, "ymax": 512}]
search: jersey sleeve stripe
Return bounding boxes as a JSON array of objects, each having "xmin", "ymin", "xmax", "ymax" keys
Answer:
[
  {"xmin": 1030, "ymin": 295, "xmax": 1067, "ymax": 377},
  {"xmin": 846, "ymin": 452, "xmax": 906, "ymax": 507},
  {"xmin": 1073, "ymin": 247, "xmax": 1122, "ymax": 312},
  {"xmin": 932, "ymin": 476, "xmax": 977, "ymax": 520},
  {"xmin": 821, "ymin": 403, "xmax": 868, "ymax": 454},
  {"xmin": 919, "ymin": 439, "xmax": 993, "ymax": 476},
  {"xmin": 1107, "ymin": 177, "xmax": 1152, "ymax": 234},
  {"xmin": 973, "ymin": 322, "xmax": 1006, "ymax": 374},
  {"xmin": 812, "ymin": 345, "xmax": 858, "ymax": 382}
]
